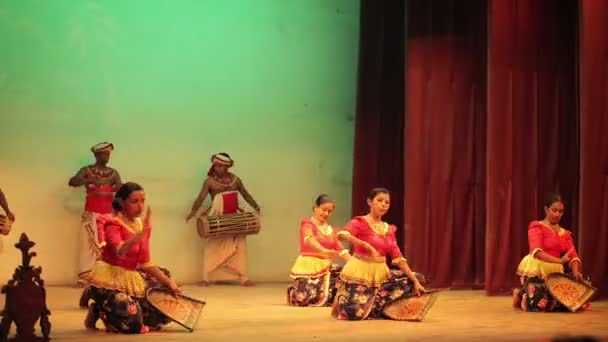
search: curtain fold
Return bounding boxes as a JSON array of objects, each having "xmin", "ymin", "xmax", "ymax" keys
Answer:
[{"xmin": 351, "ymin": 0, "xmax": 606, "ymax": 297}]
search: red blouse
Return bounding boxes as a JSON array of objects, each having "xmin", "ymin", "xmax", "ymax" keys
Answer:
[
  {"xmin": 84, "ymin": 185, "xmax": 116, "ymax": 214},
  {"xmin": 528, "ymin": 221, "xmax": 580, "ymax": 261},
  {"xmin": 97, "ymin": 215, "xmax": 152, "ymax": 270},
  {"xmin": 299, "ymin": 218, "xmax": 344, "ymax": 254},
  {"xmin": 339, "ymin": 216, "xmax": 406, "ymax": 262}
]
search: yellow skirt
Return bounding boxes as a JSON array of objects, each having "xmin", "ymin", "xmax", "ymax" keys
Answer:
[
  {"xmin": 339, "ymin": 257, "xmax": 389, "ymax": 287},
  {"xmin": 80, "ymin": 260, "xmax": 147, "ymax": 298},
  {"xmin": 517, "ymin": 254, "xmax": 564, "ymax": 280},
  {"xmin": 289, "ymin": 256, "xmax": 331, "ymax": 278}
]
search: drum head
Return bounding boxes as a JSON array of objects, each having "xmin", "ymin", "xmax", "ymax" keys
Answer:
[
  {"xmin": 546, "ymin": 273, "xmax": 596, "ymax": 312},
  {"xmin": 146, "ymin": 288, "xmax": 206, "ymax": 332},
  {"xmin": 196, "ymin": 217, "xmax": 209, "ymax": 239}
]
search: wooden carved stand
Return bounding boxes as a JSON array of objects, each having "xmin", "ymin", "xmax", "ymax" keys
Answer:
[{"xmin": 0, "ymin": 233, "xmax": 51, "ymax": 341}]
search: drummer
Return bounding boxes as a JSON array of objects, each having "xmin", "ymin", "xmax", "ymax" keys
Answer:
[
  {"xmin": 0, "ymin": 187, "xmax": 15, "ymax": 235},
  {"xmin": 186, "ymin": 153, "xmax": 260, "ymax": 286},
  {"xmin": 68, "ymin": 142, "xmax": 122, "ymax": 285}
]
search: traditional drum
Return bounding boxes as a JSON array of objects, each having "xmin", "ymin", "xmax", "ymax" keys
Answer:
[
  {"xmin": 146, "ymin": 288, "xmax": 206, "ymax": 332},
  {"xmin": 196, "ymin": 212, "xmax": 260, "ymax": 238},
  {"xmin": 0, "ymin": 214, "xmax": 13, "ymax": 236},
  {"xmin": 546, "ymin": 273, "xmax": 596, "ymax": 312}
]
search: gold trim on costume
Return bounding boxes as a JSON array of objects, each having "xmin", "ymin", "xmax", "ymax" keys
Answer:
[
  {"xmin": 353, "ymin": 254, "xmax": 386, "ymax": 263},
  {"xmin": 531, "ymin": 248, "xmax": 543, "ymax": 257},
  {"xmin": 337, "ymin": 231, "xmax": 351, "ymax": 236},
  {"xmin": 339, "ymin": 250, "xmax": 349, "ymax": 256},
  {"xmin": 114, "ymin": 216, "xmax": 143, "ymax": 234},
  {"xmin": 316, "ymin": 224, "xmax": 333, "ymax": 236},
  {"xmin": 517, "ymin": 254, "xmax": 564, "ymax": 280},
  {"xmin": 80, "ymin": 260, "xmax": 147, "ymax": 298},
  {"xmin": 538, "ymin": 220, "xmax": 564, "ymax": 234},
  {"xmin": 289, "ymin": 255, "xmax": 332, "ymax": 278},
  {"xmin": 391, "ymin": 256, "xmax": 407, "ymax": 264},
  {"xmin": 340, "ymin": 257, "xmax": 389, "ymax": 287},
  {"xmin": 309, "ymin": 217, "xmax": 333, "ymax": 236},
  {"xmin": 301, "ymin": 252, "xmax": 331, "ymax": 259},
  {"xmin": 365, "ymin": 219, "xmax": 388, "ymax": 236}
]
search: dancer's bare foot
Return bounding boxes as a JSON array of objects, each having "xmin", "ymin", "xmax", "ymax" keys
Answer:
[
  {"xmin": 84, "ymin": 320, "xmax": 97, "ymax": 330},
  {"xmin": 512, "ymin": 288, "xmax": 522, "ymax": 308},
  {"xmin": 84, "ymin": 307, "xmax": 98, "ymax": 330},
  {"xmin": 240, "ymin": 280, "xmax": 255, "ymax": 287},
  {"xmin": 85, "ymin": 323, "xmax": 98, "ymax": 330},
  {"xmin": 79, "ymin": 287, "xmax": 91, "ymax": 309},
  {"xmin": 102, "ymin": 320, "xmax": 111, "ymax": 332}
]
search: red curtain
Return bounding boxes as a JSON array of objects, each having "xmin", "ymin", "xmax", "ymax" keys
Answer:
[
  {"xmin": 351, "ymin": 0, "xmax": 406, "ymax": 241},
  {"xmin": 578, "ymin": 0, "xmax": 608, "ymax": 298},
  {"xmin": 404, "ymin": 0, "xmax": 487, "ymax": 289},
  {"xmin": 485, "ymin": 0, "xmax": 579, "ymax": 295},
  {"xmin": 352, "ymin": 0, "xmax": 607, "ymax": 296}
]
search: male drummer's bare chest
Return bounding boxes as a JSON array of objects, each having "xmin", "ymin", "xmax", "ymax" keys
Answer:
[
  {"xmin": 88, "ymin": 166, "xmax": 115, "ymax": 180},
  {"xmin": 208, "ymin": 178, "xmax": 238, "ymax": 196}
]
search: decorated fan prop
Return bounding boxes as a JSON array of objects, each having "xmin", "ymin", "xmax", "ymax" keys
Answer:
[
  {"xmin": 146, "ymin": 288, "xmax": 205, "ymax": 332},
  {"xmin": 546, "ymin": 273, "xmax": 596, "ymax": 312},
  {"xmin": 383, "ymin": 291, "xmax": 438, "ymax": 321},
  {"xmin": 197, "ymin": 212, "xmax": 260, "ymax": 239}
]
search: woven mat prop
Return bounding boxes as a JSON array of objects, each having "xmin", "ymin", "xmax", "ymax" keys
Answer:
[
  {"xmin": 546, "ymin": 273, "xmax": 596, "ymax": 312},
  {"xmin": 383, "ymin": 291, "xmax": 438, "ymax": 321},
  {"xmin": 146, "ymin": 288, "xmax": 205, "ymax": 332}
]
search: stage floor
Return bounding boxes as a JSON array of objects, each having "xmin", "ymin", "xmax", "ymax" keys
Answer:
[{"xmin": 1, "ymin": 284, "xmax": 606, "ymax": 341}]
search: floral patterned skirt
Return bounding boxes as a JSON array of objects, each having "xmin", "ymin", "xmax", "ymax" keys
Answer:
[
  {"xmin": 332, "ymin": 270, "xmax": 427, "ymax": 320},
  {"xmin": 518, "ymin": 276, "xmax": 591, "ymax": 312},
  {"xmin": 86, "ymin": 267, "xmax": 172, "ymax": 333},
  {"xmin": 287, "ymin": 264, "xmax": 342, "ymax": 307}
]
